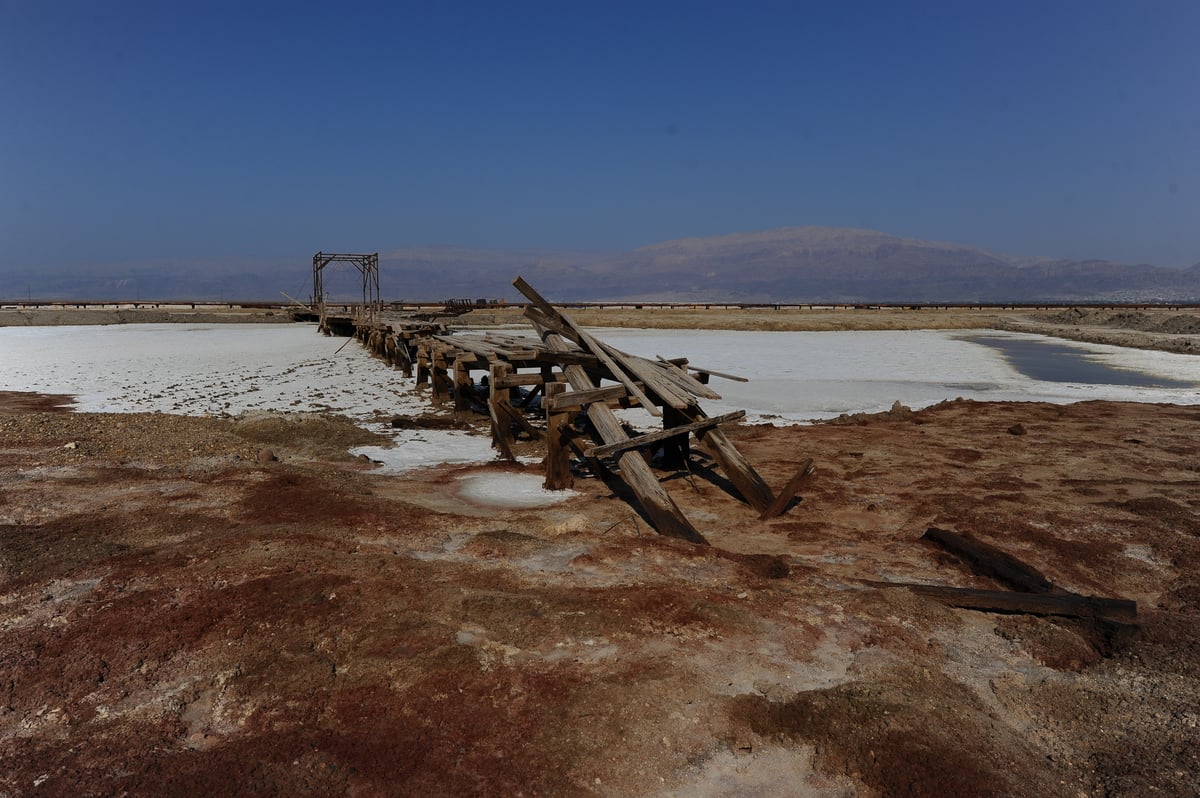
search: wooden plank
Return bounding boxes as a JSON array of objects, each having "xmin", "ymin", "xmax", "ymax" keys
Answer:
[
  {"xmin": 646, "ymin": 355, "xmax": 723, "ymax": 401},
  {"xmin": 759, "ymin": 458, "xmax": 815, "ymax": 520},
  {"xmin": 544, "ymin": 384, "xmax": 628, "ymax": 412},
  {"xmin": 543, "ymin": 381, "xmax": 574, "ymax": 490},
  {"xmin": 681, "ymin": 406, "xmax": 776, "ymax": 514},
  {"xmin": 525, "ymin": 312, "xmax": 706, "ymax": 544},
  {"xmin": 514, "ymin": 278, "xmax": 661, "ymax": 417},
  {"xmin": 584, "ymin": 411, "xmax": 746, "ymax": 459},
  {"xmin": 662, "ymin": 355, "xmax": 744, "ymax": 384},
  {"xmin": 492, "ymin": 372, "xmax": 546, "ymax": 388},
  {"xmin": 488, "ymin": 361, "xmax": 515, "ymax": 461},
  {"xmin": 877, "ymin": 582, "xmax": 1137, "ymax": 623},
  {"xmin": 596, "ymin": 345, "xmax": 694, "ymax": 409},
  {"xmin": 922, "ymin": 527, "xmax": 1058, "ymax": 594}
]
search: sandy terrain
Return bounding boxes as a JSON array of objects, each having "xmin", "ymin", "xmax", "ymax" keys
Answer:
[
  {"xmin": 2, "ymin": 389, "xmax": 1198, "ymax": 796},
  {"xmin": 0, "ymin": 306, "xmax": 293, "ymax": 327}
]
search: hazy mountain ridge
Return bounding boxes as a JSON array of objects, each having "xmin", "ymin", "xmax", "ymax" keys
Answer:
[{"xmin": 4, "ymin": 227, "xmax": 1198, "ymax": 303}]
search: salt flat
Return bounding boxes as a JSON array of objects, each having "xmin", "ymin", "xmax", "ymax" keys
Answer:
[{"xmin": 3, "ymin": 322, "xmax": 1199, "ymax": 470}]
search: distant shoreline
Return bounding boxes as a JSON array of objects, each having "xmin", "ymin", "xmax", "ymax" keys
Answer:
[{"xmin": 3, "ymin": 303, "xmax": 1198, "ymax": 357}]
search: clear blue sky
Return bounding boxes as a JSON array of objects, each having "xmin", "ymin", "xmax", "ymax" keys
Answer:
[{"xmin": 2, "ymin": 0, "xmax": 1198, "ymax": 270}]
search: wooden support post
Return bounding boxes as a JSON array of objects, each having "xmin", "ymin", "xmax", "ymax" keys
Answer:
[
  {"xmin": 395, "ymin": 335, "xmax": 413, "ymax": 377},
  {"xmin": 416, "ymin": 344, "xmax": 430, "ymax": 386},
  {"xmin": 489, "ymin": 361, "xmax": 515, "ymax": 461},
  {"xmin": 454, "ymin": 359, "xmax": 473, "ymax": 421},
  {"xmin": 431, "ymin": 349, "xmax": 451, "ymax": 406},
  {"xmin": 680, "ymin": 407, "xmax": 776, "ymax": 514},
  {"xmin": 544, "ymin": 381, "xmax": 573, "ymax": 490},
  {"xmin": 525, "ymin": 315, "xmax": 706, "ymax": 545}
]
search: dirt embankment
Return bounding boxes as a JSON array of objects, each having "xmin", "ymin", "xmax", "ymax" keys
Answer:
[
  {"xmin": 994, "ymin": 307, "xmax": 1200, "ymax": 355},
  {"xmin": 0, "ymin": 307, "xmax": 293, "ymax": 327},
  {"xmin": 2, "ymin": 396, "xmax": 1198, "ymax": 796}
]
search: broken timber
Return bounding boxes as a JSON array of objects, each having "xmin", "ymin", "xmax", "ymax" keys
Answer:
[
  {"xmin": 327, "ymin": 276, "xmax": 817, "ymax": 543},
  {"xmin": 876, "ymin": 526, "xmax": 1139, "ymax": 625}
]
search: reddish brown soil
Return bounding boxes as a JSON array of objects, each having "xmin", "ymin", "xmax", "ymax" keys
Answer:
[{"xmin": 2, "ymin": 397, "xmax": 1198, "ymax": 796}]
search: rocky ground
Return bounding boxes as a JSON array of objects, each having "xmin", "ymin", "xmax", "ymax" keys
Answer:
[{"xmin": 2, "ymin": 391, "xmax": 1198, "ymax": 796}]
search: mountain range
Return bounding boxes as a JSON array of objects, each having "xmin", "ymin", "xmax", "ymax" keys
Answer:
[{"xmin": 6, "ymin": 227, "xmax": 1199, "ymax": 304}]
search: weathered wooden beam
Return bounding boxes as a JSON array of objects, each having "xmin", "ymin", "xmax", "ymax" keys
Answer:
[
  {"xmin": 431, "ymin": 349, "xmax": 451, "ymax": 405},
  {"xmin": 453, "ymin": 359, "xmax": 473, "ymax": 421},
  {"xmin": 415, "ymin": 344, "xmax": 430, "ymax": 385},
  {"xmin": 488, "ymin": 361, "xmax": 516, "ymax": 461},
  {"xmin": 879, "ymin": 582, "xmax": 1137, "ymax": 623},
  {"xmin": 759, "ymin": 458, "xmax": 815, "ymax": 520},
  {"xmin": 514, "ymin": 278, "xmax": 661, "ymax": 417},
  {"xmin": 492, "ymin": 372, "xmax": 545, "ymax": 388},
  {"xmin": 681, "ymin": 406, "xmax": 776, "ymax": 514},
  {"xmin": 922, "ymin": 527, "xmax": 1058, "ymax": 594},
  {"xmin": 543, "ymin": 381, "xmax": 573, "ymax": 490},
  {"xmin": 496, "ymin": 400, "xmax": 546, "ymax": 441},
  {"xmin": 584, "ymin": 411, "xmax": 746, "ymax": 459},
  {"xmin": 594, "ymin": 343, "xmax": 694, "ymax": 409},
  {"xmin": 544, "ymin": 384, "xmax": 628, "ymax": 412},
  {"xmin": 525, "ymin": 311, "xmax": 706, "ymax": 545}
]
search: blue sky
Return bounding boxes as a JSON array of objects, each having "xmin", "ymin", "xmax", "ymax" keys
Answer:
[{"xmin": 2, "ymin": 0, "xmax": 1198, "ymax": 270}]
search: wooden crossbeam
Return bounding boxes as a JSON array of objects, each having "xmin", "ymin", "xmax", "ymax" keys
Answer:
[
  {"xmin": 515, "ymin": 278, "xmax": 661, "ymax": 417},
  {"xmin": 524, "ymin": 310, "xmax": 706, "ymax": 545},
  {"xmin": 492, "ymin": 372, "xmax": 545, "ymax": 388},
  {"xmin": 584, "ymin": 411, "xmax": 746, "ymax": 459},
  {"xmin": 544, "ymin": 385, "xmax": 628, "ymax": 412},
  {"xmin": 680, "ymin": 406, "xmax": 776, "ymax": 513}
]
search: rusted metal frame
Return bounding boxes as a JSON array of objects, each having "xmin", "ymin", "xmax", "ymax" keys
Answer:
[{"xmin": 312, "ymin": 252, "xmax": 380, "ymax": 327}]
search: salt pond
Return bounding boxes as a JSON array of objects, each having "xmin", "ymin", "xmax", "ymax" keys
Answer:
[{"xmin": 2, "ymin": 323, "xmax": 1198, "ymax": 472}]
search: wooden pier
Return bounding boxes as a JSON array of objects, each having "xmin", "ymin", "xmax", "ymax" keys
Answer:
[{"xmin": 327, "ymin": 276, "xmax": 815, "ymax": 544}]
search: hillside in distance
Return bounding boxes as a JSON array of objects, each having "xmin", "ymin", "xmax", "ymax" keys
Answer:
[
  {"xmin": 7, "ymin": 227, "xmax": 1199, "ymax": 303},
  {"xmin": 515, "ymin": 227, "xmax": 1200, "ymax": 304}
]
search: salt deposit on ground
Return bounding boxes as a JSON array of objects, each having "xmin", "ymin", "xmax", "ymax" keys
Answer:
[
  {"xmin": 3, "ymin": 322, "xmax": 1199, "ymax": 470},
  {"xmin": 455, "ymin": 472, "xmax": 579, "ymax": 508}
]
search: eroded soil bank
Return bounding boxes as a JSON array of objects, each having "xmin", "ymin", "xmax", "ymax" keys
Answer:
[{"xmin": 2, "ymin": 398, "xmax": 1198, "ymax": 796}]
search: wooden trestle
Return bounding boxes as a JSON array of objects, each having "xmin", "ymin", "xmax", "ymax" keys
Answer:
[{"xmin": 342, "ymin": 277, "xmax": 816, "ymax": 544}]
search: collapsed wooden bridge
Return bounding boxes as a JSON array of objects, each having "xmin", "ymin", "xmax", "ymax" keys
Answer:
[
  {"xmin": 322, "ymin": 274, "xmax": 1138, "ymax": 628},
  {"xmin": 339, "ymin": 276, "xmax": 815, "ymax": 545}
]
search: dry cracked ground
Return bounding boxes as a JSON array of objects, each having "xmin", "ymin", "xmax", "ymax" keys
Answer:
[{"xmin": 1, "ymin": 394, "xmax": 1198, "ymax": 797}]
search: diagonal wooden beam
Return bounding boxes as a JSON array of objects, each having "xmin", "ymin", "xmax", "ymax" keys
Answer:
[{"xmin": 584, "ymin": 411, "xmax": 746, "ymax": 459}]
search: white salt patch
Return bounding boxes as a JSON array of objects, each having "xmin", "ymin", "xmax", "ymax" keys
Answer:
[
  {"xmin": 352, "ymin": 431, "xmax": 496, "ymax": 474},
  {"xmin": 456, "ymin": 472, "xmax": 578, "ymax": 508}
]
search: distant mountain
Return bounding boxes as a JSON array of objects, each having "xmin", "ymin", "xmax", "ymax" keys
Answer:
[{"xmin": 4, "ymin": 227, "xmax": 1198, "ymax": 303}]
